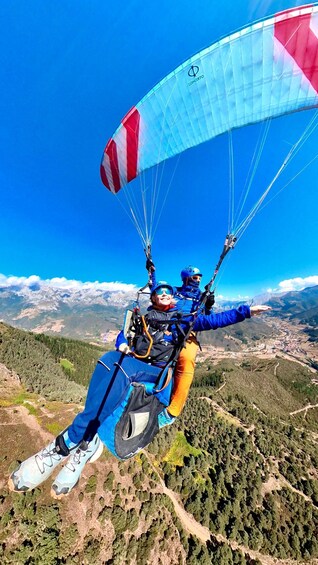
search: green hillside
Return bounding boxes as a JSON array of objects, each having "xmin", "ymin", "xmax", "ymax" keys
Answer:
[
  {"xmin": 33, "ymin": 332, "xmax": 108, "ymax": 387},
  {"xmin": 198, "ymin": 317, "xmax": 274, "ymax": 348},
  {"xmin": 0, "ymin": 322, "xmax": 109, "ymax": 401},
  {"xmin": 0, "ymin": 323, "xmax": 318, "ymax": 564},
  {"xmin": 194, "ymin": 357, "xmax": 318, "ymax": 423}
]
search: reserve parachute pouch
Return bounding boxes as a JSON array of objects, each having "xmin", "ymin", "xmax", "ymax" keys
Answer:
[{"xmin": 98, "ymin": 362, "xmax": 173, "ymax": 460}]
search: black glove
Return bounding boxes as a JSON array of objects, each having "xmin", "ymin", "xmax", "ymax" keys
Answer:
[
  {"xmin": 205, "ymin": 292, "xmax": 215, "ymax": 311},
  {"xmin": 146, "ymin": 258, "xmax": 155, "ymax": 272}
]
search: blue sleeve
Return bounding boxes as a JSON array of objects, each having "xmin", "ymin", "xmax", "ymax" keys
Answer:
[
  {"xmin": 149, "ymin": 270, "xmax": 157, "ymax": 288},
  {"xmin": 193, "ymin": 305, "xmax": 251, "ymax": 332}
]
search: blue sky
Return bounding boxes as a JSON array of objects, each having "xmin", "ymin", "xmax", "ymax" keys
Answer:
[{"xmin": 0, "ymin": 0, "xmax": 317, "ymax": 299}]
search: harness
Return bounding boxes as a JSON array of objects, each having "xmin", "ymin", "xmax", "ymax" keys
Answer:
[
  {"xmin": 127, "ymin": 234, "xmax": 237, "ymax": 380},
  {"xmin": 131, "ymin": 308, "xmax": 187, "ymax": 365},
  {"xmin": 149, "ymin": 234, "xmax": 237, "ymax": 371}
]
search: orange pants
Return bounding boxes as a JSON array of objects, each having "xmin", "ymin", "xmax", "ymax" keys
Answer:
[{"xmin": 168, "ymin": 334, "xmax": 199, "ymax": 417}]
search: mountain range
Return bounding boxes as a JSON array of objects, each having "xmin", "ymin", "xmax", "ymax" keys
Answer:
[
  {"xmin": 0, "ymin": 278, "xmax": 317, "ymax": 346},
  {"xmin": 0, "ymin": 277, "xmax": 136, "ymax": 342},
  {"xmin": 267, "ymin": 285, "xmax": 318, "ymax": 334}
]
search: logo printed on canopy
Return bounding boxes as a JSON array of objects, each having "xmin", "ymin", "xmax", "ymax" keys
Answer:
[{"xmin": 188, "ymin": 65, "xmax": 200, "ymax": 77}]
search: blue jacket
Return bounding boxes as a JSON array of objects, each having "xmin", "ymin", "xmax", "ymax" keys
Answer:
[
  {"xmin": 117, "ymin": 304, "xmax": 251, "ymax": 366},
  {"xmin": 164, "ymin": 304, "xmax": 251, "ymax": 335},
  {"xmin": 174, "ymin": 284, "xmax": 203, "ymax": 314},
  {"xmin": 192, "ymin": 304, "xmax": 250, "ymax": 330},
  {"xmin": 150, "ymin": 271, "xmax": 205, "ymax": 314}
]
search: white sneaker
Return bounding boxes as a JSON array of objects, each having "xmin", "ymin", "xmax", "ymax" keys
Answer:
[
  {"xmin": 8, "ymin": 440, "xmax": 67, "ymax": 492},
  {"xmin": 51, "ymin": 435, "xmax": 103, "ymax": 499}
]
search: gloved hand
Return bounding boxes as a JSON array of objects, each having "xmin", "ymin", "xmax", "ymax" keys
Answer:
[
  {"xmin": 118, "ymin": 343, "xmax": 131, "ymax": 355},
  {"xmin": 205, "ymin": 292, "xmax": 215, "ymax": 311},
  {"xmin": 115, "ymin": 331, "xmax": 131, "ymax": 355},
  {"xmin": 146, "ymin": 257, "xmax": 155, "ymax": 272},
  {"xmin": 158, "ymin": 408, "xmax": 176, "ymax": 429}
]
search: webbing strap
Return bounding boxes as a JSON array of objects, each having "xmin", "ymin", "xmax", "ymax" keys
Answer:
[
  {"xmin": 154, "ymin": 366, "xmax": 173, "ymax": 393},
  {"xmin": 131, "ymin": 315, "xmax": 154, "ymax": 359}
]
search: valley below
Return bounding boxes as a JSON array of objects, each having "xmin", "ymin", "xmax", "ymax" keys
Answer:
[
  {"xmin": 0, "ymin": 285, "xmax": 318, "ymax": 564},
  {"xmin": 198, "ymin": 317, "xmax": 318, "ymax": 373}
]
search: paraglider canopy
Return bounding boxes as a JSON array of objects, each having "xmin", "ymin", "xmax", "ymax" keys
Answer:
[{"xmin": 101, "ymin": 3, "xmax": 318, "ymax": 193}]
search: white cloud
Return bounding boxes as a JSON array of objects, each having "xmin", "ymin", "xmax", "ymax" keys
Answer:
[
  {"xmin": 217, "ymin": 293, "xmax": 250, "ymax": 302},
  {"xmin": 0, "ymin": 273, "xmax": 138, "ymax": 294},
  {"xmin": 268, "ymin": 275, "xmax": 318, "ymax": 294},
  {"xmin": 0, "ymin": 274, "xmax": 41, "ymax": 288}
]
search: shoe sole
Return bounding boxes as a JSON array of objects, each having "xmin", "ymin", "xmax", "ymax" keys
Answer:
[
  {"xmin": 50, "ymin": 479, "xmax": 79, "ymax": 500},
  {"xmin": 89, "ymin": 441, "xmax": 104, "ymax": 463},
  {"xmin": 8, "ymin": 466, "xmax": 34, "ymax": 493},
  {"xmin": 8, "ymin": 471, "xmax": 51, "ymax": 493},
  {"xmin": 50, "ymin": 441, "xmax": 104, "ymax": 499},
  {"xmin": 7, "ymin": 475, "xmax": 26, "ymax": 493}
]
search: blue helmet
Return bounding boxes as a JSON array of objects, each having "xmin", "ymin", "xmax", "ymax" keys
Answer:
[
  {"xmin": 151, "ymin": 281, "xmax": 174, "ymax": 296},
  {"xmin": 180, "ymin": 266, "xmax": 202, "ymax": 281}
]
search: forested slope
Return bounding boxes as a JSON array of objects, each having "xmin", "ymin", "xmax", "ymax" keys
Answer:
[
  {"xmin": 0, "ymin": 323, "xmax": 318, "ymax": 564},
  {"xmin": 0, "ymin": 322, "xmax": 108, "ymax": 400}
]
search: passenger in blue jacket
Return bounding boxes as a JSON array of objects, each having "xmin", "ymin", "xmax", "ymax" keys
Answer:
[{"xmin": 9, "ymin": 282, "xmax": 270, "ymax": 498}]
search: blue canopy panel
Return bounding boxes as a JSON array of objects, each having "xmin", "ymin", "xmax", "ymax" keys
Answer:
[{"xmin": 101, "ymin": 3, "xmax": 318, "ymax": 193}]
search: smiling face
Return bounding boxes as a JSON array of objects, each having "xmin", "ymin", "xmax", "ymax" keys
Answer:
[{"xmin": 151, "ymin": 287, "xmax": 174, "ymax": 310}]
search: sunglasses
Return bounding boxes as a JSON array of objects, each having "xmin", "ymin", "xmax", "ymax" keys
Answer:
[
  {"xmin": 155, "ymin": 287, "xmax": 172, "ymax": 295},
  {"xmin": 190, "ymin": 275, "xmax": 202, "ymax": 281}
]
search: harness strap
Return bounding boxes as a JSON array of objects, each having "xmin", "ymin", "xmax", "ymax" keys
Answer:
[
  {"xmin": 131, "ymin": 315, "xmax": 154, "ymax": 359},
  {"xmin": 154, "ymin": 366, "xmax": 174, "ymax": 393}
]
